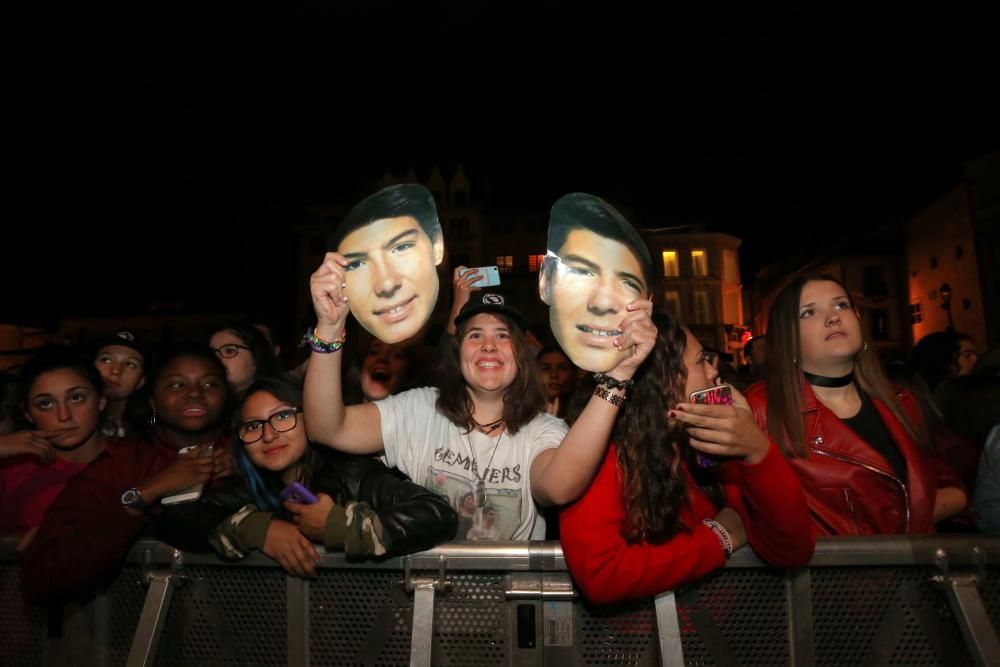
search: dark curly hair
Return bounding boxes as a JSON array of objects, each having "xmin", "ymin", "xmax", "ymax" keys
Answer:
[{"xmin": 569, "ymin": 310, "xmax": 721, "ymax": 543}]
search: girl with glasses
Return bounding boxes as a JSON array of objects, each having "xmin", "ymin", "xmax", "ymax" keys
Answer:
[
  {"xmin": 209, "ymin": 321, "xmax": 281, "ymax": 396},
  {"xmin": 159, "ymin": 375, "xmax": 456, "ymax": 577}
]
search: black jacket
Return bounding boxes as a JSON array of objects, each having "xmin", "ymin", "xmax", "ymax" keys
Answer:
[{"xmin": 157, "ymin": 447, "xmax": 457, "ymax": 558}]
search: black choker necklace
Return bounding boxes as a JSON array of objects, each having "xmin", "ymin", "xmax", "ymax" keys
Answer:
[
  {"xmin": 472, "ymin": 416, "xmax": 505, "ymax": 434},
  {"xmin": 803, "ymin": 370, "xmax": 855, "ymax": 388},
  {"xmin": 50, "ymin": 440, "xmax": 88, "ymax": 453}
]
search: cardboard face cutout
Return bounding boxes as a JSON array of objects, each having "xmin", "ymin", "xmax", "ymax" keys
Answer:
[
  {"xmin": 539, "ymin": 193, "xmax": 652, "ymax": 372},
  {"xmin": 331, "ymin": 184, "xmax": 445, "ymax": 344}
]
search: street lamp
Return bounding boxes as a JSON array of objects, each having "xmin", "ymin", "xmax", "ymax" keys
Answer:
[{"xmin": 939, "ymin": 283, "xmax": 954, "ymax": 331}]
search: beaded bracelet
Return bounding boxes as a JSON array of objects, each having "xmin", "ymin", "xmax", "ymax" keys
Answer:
[
  {"xmin": 305, "ymin": 326, "xmax": 346, "ymax": 354},
  {"xmin": 593, "ymin": 386, "xmax": 627, "ymax": 408},
  {"xmin": 592, "ymin": 372, "xmax": 634, "ymax": 391},
  {"xmin": 702, "ymin": 518, "xmax": 733, "ymax": 558}
]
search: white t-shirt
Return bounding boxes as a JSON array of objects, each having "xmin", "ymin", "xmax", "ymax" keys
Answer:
[{"xmin": 376, "ymin": 387, "xmax": 568, "ymax": 540}]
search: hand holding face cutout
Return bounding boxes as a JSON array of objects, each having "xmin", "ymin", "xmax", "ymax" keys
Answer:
[
  {"xmin": 603, "ymin": 299, "xmax": 657, "ymax": 382},
  {"xmin": 309, "ymin": 252, "xmax": 351, "ymax": 337}
]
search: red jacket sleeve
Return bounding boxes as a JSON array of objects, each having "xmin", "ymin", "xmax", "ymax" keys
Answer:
[
  {"xmin": 559, "ymin": 445, "xmax": 727, "ymax": 605},
  {"xmin": 722, "ymin": 442, "xmax": 816, "ymax": 568},
  {"xmin": 20, "ymin": 453, "xmax": 150, "ymax": 604}
]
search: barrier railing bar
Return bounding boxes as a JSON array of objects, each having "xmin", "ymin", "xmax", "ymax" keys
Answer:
[
  {"xmin": 97, "ymin": 535, "xmax": 1000, "ymax": 570},
  {"xmin": 124, "ymin": 571, "xmax": 179, "ymax": 667},
  {"xmin": 939, "ymin": 575, "xmax": 1000, "ymax": 667},
  {"xmin": 654, "ymin": 590, "xmax": 684, "ymax": 667},
  {"xmin": 287, "ymin": 576, "xmax": 309, "ymax": 667},
  {"xmin": 786, "ymin": 568, "xmax": 815, "ymax": 667}
]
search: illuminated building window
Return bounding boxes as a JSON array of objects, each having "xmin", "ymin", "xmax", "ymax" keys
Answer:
[
  {"xmin": 691, "ymin": 250, "xmax": 708, "ymax": 276},
  {"xmin": 662, "ymin": 251, "xmax": 679, "ymax": 277}
]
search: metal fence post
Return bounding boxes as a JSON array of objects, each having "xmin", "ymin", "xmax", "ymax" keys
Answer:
[{"xmin": 654, "ymin": 590, "xmax": 684, "ymax": 666}]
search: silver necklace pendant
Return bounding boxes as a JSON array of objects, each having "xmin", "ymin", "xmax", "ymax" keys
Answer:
[{"xmin": 475, "ymin": 479, "xmax": 487, "ymax": 508}]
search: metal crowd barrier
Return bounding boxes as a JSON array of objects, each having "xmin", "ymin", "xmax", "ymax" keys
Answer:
[{"xmin": 2, "ymin": 535, "xmax": 998, "ymax": 666}]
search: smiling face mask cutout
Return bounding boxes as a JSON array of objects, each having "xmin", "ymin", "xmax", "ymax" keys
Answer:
[
  {"xmin": 331, "ymin": 184, "xmax": 445, "ymax": 344},
  {"xmin": 540, "ymin": 193, "xmax": 653, "ymax": 372}
]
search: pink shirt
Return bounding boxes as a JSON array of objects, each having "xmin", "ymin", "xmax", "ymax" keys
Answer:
[{"xmin": 0, "ymin": 455, "xmax": 89, "ymax": 534}]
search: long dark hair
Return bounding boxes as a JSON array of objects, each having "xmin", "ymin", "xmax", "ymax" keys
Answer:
[
  {"xmin": 765, "ymin": 273, "xmax": 929, "ymax": 457},
  {"xmin": 436, "ymin": 314, "xmax": 545, "ymax": 434},
  {"xmin": 597, "ymin": 311, "xmax": 721, "ymax": 543},
  {"xmin": 232, "ymin": 375, "xmax": 325, "ymax": 512}
]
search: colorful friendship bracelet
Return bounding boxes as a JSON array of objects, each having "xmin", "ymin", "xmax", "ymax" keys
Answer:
[{"xmin": 305, "ymin": 326, "xmax": 346, "ymax": 354}]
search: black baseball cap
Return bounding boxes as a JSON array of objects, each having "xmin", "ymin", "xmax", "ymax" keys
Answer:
[
  {"xmin": 453, "ymin": 293, "xmax": 528, "ymax": 332},
  {"xmin": 93, "ymin": 330, "xmax": 147, "ymax": 362}
]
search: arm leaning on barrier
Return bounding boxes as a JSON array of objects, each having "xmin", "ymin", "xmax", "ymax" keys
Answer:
[
  {"xmin": 305, "ymin": 453, "xmax": 458, "ymax": 558},
  {"xmin": 21, "ymin": 457, "xmax": 148, "ymax": 604},
  {"xmin": 673, "ymin": 386, "xmax": 816, "ymax": 568},
  {"xmin": 720, "ymin": 441, "xmax": 816, "ymax": 568},
  {"xmin": 559, "ymin": 444, "xmax": 729, "ymax": 605},
  {"xmin": 209, "ymin": 504, "xmax": 320, "ymax": 577},
  {"xmin": 155, "ymin": 476, "xmax": 256, "ymax": 553}
]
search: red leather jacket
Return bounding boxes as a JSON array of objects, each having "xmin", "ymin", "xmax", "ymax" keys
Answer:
[{"xmin": 744, "ymin": 381, "xmax": 963, "ymax": 536}]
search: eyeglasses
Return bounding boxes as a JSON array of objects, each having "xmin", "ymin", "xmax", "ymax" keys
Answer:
[
  {"xmin": 238, "ymin": 407, "xmax": 301, "ymax": 444},
  {"xmin": 212, "ymin": 343, "xmax": 251, "ymax": 359}
]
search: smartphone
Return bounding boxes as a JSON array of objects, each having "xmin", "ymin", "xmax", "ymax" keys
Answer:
[
  {"xmin": 160, "ymin": 444, "xmax": 212, "ymax": 505},
  {"xmin": 280, "ymin": 481, "xmax": 318, "ymax": 505},
  {"xmin": 688, "ymin": 385, "xmax": 734, "ymax": 468},
  {"xmin": 464, "ymin": 266, "xmax": 501, "ymax": 288},
  {"xmin": 688, "ymin": 384, "xmax": 734, "ymax": 407}
]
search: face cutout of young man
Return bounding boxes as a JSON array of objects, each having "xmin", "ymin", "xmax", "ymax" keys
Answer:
[
  {"xmin": 331, "ymin": 184, "xmax": 445, "ymax": 344},
  {"xmin": 539, "ymin": 193, "xmax": 653, "ymax": 372}
]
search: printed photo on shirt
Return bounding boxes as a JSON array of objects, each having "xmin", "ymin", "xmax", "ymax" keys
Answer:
[{"xmin": 425, "ymin": 466, "xmax": 521, "ymax": 540}]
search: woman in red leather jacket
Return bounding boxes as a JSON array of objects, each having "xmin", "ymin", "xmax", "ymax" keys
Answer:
[{"xmin": 744, "ymin": 274, "xmax": 967, "ymax": 535}]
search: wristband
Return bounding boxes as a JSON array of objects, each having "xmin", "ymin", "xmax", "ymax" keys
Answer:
[
  {"xmin": 305, "ymin": 326, "xmax": 346, "ymax": 354},
  {"xmin": 702, "ymin": 518, "xmax": 733, "ymax": 558},
  {"xmin": 593, "ymin": 372, "xmax": 634, "ymax": 391},
  {"xmin": 593, "ymin": 386, "xmax": 627, "ymax": 408}
]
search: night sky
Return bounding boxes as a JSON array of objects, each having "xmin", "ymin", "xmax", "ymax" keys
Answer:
[{"xmin": 9, "ymin": 2, "xmax": 998, "ymax": 332}]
